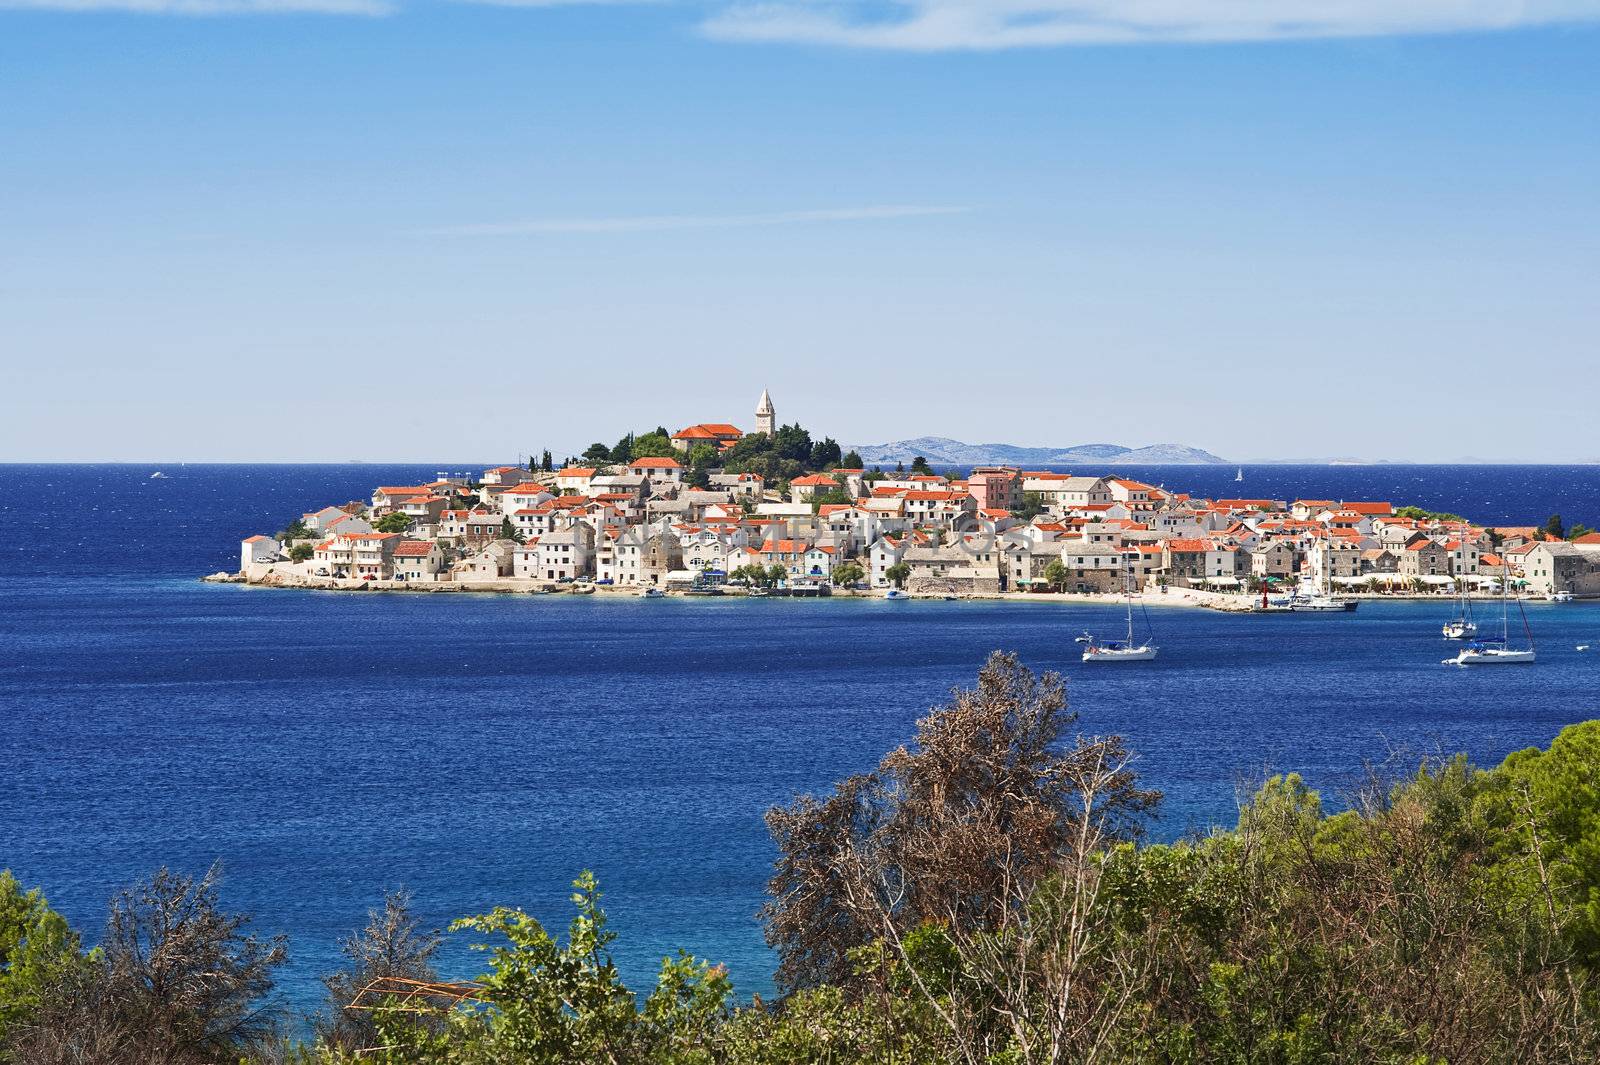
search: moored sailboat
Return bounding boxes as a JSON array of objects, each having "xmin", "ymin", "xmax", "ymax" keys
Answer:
[
  {"xmin": 1444, "ymin": 569, "xmax": 1535, "ymax": 665},
  {"xmin": 1081, "ymin": 556, "xmax": 1158, "ymax": 663},
  {"xmin": 1443, "ymin": 578, "xmax": 1477, "ymax": 640}
]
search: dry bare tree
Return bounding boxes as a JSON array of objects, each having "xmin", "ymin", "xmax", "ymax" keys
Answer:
[
  {"xmin": 762, "ymin": 649, "xmax": 1159, "ymax": 1063},
  {"xmin": 6, "ymin": 864, "xmax": 286, "ymax": 1065},
  {"xmin": 317, "ymin": 887, "xmax": 442, "ymax": 1051}
]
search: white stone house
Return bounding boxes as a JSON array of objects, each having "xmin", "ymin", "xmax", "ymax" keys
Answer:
[
  {"xmin": 393, "ymin": 540, "xmax": 446, "ymax": 582},
  {"xmin": 240, "ymin": 535, "xmax": 281, "ymax": 569},
  {"xmin": 536, "ymin": 524, "xmax": 595, "ymax": 581}
]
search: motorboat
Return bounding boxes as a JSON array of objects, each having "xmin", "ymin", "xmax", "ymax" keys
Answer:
[
  {"xmin": 884, "ymin": 588, "xmax": 908, "ymax": 600},
  {"xmin": 1289, "ymin": 592, "xmax": 1357, "ymax": 612},
  {"xmin": 641, "ymin": 587, "xmax": 666, "ymax": 599},
  {"xmin": 1549, "ymin": 591, "xmax": 1575, "ymax": 603}
]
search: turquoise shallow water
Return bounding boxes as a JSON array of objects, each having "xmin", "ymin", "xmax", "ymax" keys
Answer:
[{"xmin": 2, "ymin": 464, "xmax": 1597, "ymax": 1016}]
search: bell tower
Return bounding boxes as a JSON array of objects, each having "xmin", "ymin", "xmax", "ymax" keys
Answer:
[{"xmin": 755, "ymin": 388, "xmax": 775, "ymax": 436}]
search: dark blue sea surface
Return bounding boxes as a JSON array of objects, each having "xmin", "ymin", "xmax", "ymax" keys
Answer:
[{"xmin": 2, "ymin": 464, "xmax": 1599, "ymax": 1020}]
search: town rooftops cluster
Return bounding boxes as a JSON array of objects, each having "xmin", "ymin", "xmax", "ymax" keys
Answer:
[{"xmin": 237, "ymin": 460, "xmax": 1600, "ymax": 599}]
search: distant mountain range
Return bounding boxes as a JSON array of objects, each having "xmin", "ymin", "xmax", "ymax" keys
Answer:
[{"xmin": 848, "ymin": 437, "xmax": 1229, "ymax": 467}]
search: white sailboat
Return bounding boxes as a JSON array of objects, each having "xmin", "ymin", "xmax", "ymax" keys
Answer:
[
  {"xmin": 1081, "ymin": 557, "xmax": 1158, "ymax": 662},
  {"xmin": 1234, "ymin": 467, "xmax": 1244, "ymax": 482},
  {"xmin": 1443, "ymin": 575, "xmax": 1477, "ymax": 640},
  {"xmin": 1444, "ymin": 569, "xmax": 1535, "ymax": 665}
]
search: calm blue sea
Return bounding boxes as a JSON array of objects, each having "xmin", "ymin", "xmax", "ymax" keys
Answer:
[{"xmin": 2, "ymin": 464, "xmax": 1598, "ymax": 1020}]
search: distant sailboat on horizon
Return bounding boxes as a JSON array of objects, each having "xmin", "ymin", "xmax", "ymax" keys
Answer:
[{"xmin": 1235, "ymin": 467, "xmax": 1244, "ymax": 482}]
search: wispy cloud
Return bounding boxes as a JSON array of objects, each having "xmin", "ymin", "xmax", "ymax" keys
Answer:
[
  {"xmin": 0, "ymin": 0, "xmax": 389, "ymax": 13},
  {"xmin": 424, "ymin": 204, "xmax": 971, "ymax": 236},
  {"xmin": 700, "ymin": 1, "xmax": 1600, "ymax": 50}
]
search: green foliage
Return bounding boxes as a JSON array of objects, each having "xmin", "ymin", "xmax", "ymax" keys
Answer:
[
  {"xmin": 1480, "ymin": 720, "xmax": 1600, "ymax": 966},
  {"xmin": 1396, "ymin": 504, "xmax": 1468, "ymax": 523},
  {"xmin": 439, "ymin": 872, "xmax": 732, "ymax": 1064},
  {"xmin": 1042, "ymin": 558, "xmax": 1067, "ymax": 591},
  {"xmin": 581, "ymin": 442, "xmax": 612, "ymax": 463},
  {"xmin": 375, "ymin": 512, "xmax": 412, "ymax": 534},
  {"xmin": 766, "ymin": 563, "xmax": 788, "ymax": 587},
  {"xmin": 630, "ymin": 432, "xmax": 676, "ymax": 461},
  {"xmin": 1010, "ymin": 491, "xmax": 1047, "ymax": 521},
  {"xmin": 277, "ymin": 518, "xmax": 313, "ymax": 541},
  {"xmin": 830, "ymin": 562, "xmax": 864, "ymax": 588},
  {"xmin": 0, "ymin": 872, "xmax": 85, "ymax": 1049},
  {"xmin": 885, "ymin": 561, "xmax": 910, "ymax": 589},
  {"xmin": 730, "ymin": 564, "xmax": 771, "ymax": 587},
  {"xmin": 839, "ymin": 450, "xmax": 864, "ymax": 470},
  {"xmin": 809, "ymin": 487, "xmax": 852, "ymax": 511},
  {"xmin": 500, "ymin": 518, "xmax": 523, "ymax": 544},
  {"xmin": 1569, "ymin": 523, "xmax": 1594, "ymax": 541},
  {"xmin": 720, "ymin": 424, "xmax": 821, "ymax": 483},
  {"xmin": 1546, "ymin": 513, "xmax": 1566, "ymax": 540},
  {"xmin": 909, "ymin": 456, "xmax": 933, "ymax": 475},
  {"xmin": 290, "ymin": 543, "xmax": 315, "ymax": 564},
  {"xmin": 808, "ymin": 437, "xmax": 842, "ymax": 469}
]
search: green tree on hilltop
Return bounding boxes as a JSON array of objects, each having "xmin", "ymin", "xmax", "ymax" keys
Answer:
[
  {"xmin": 809, "ymin": 437, "xmax": 842, "ymax": 469},
  {"xmin": 629, "ymin": 431, "xmax": 676, "ymax": 460},
  {"xmin": 1545, "ymin": 513, "xmax": 1566, "ymax": 540},
  {"xmin": 374, "ymin": 512, "xmax": 411, "ymax": 534}
]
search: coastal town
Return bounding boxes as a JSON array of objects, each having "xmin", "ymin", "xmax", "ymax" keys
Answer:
[{"xmin": 227, "ymin": 391, "xmax": 1600, "ymax": 604}]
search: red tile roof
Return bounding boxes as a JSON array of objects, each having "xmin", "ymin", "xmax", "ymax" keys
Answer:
[{"xmin": 672, "ymin": 423, "xmax": 743, "ymax": 440}]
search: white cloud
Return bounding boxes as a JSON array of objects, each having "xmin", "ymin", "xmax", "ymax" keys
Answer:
[
  {"xmin": 424, "ymin": 204, "xmax": 970, "ymax": 235},
  {"xmin": 0, "ymin": 0, "xmax": 389, "ymax": 12},
  {"xmin": 700, "ymin": 1, "xmax": 1600, "ymax": 50}
]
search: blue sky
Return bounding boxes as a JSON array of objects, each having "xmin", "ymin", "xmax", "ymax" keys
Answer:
[{"xmin": 2, "ymin": 2, "xmax": 1597, "ymax": 462}]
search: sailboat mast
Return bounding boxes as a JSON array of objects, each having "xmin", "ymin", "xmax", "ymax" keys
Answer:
[{"xmin": 1125, "ymin": 557, "xmax": 1135, "ymax": 645}]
